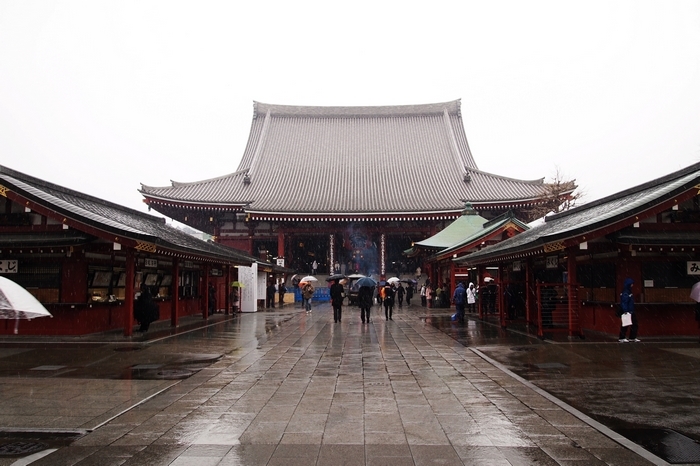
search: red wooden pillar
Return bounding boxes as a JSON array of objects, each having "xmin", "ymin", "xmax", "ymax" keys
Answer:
[
  {"xmin": 567, "ymin": 252, "xmax": 577, "ymax": 337},
  {"xmin": 525, "ymin": 259, "xmax": 533, "ymax": 326},
  {"xmin": 203, "ymin": 264, "xmax": 210, "ymax": 321},
  {"xmin": 225, "ymin": 265, "xmax": 231, "ymax": 315},
  {"xmin": 278, "ymin": 231, "xmax": 285, "ymax": 263},
  {"xmin": 123, "ymin": 249, "xmax": 135, "ymax": 337},
  {"xmin": 171, "ymin": 258, "xmax": 179, "ymax": 327}
]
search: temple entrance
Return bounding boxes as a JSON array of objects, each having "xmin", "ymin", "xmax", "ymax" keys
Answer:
[{"xmin": 289, "ymin": 234, "xmax": 330, "ymax": 274}]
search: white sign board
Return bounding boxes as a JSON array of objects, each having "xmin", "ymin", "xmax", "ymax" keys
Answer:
[
  {"xmin": 688, "ymin": 261, "xmax": 700, "ymax": 275},
  {"xmin": 546, "ymin": 256, "xmax": 559, "ymax": 269},
  {"xmin": 0, "ymin": 260, "xmax": 18, "ymax": 273},
  {"xmin": 238, "ymin": 263, "xmax": 258, "ymax": 312},
  {"xmin": 257, "ymin": 271, "xmax": 267, "ymax": 300},
  {"xmin": 144, "ymin": 258, "xmax": 158, "ymax": 268},
  {"xmin": 276, "ymin": 258, "xmax": 285, "ymax": 267}
]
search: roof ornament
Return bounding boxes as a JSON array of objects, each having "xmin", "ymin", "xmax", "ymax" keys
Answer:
[
  {"xmin": 462, "ymin": 202, "xmax": 477, "ymax": 215},
  {"xmin": 463, "ymin": 172, "xmax": 471, "ymax": 183},
  {"xmin": 243, "ymin": 174, "xmax": 251, "ymax": 185}
]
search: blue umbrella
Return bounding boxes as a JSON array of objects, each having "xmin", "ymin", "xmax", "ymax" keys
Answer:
[{"xmin": 355, "ymin": 277, "xmax": 377, "ymax": 288}]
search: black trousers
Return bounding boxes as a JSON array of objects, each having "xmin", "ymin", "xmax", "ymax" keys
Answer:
[
  {"xmin": 384, "ymin": 303, "xmax": 393, "ymax": 320},
  {"xmin": 360, "ymin": 306, "xmax": 371, "ymax": 322},
  {"xmin": 333, "ymin": 304, "xmax": 342, "ymax": 322}
]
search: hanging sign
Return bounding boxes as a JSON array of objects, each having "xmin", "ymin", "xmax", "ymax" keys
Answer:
[
  {"xmin": 546, "ymin": 256, "xmax": 559, "ymax": 269},
  {"xmin": 0, "ymin": 260, "xmax": 18, "ymax": 273},
  {"xmin": 144, "ymin": 258, "xmax": 158, "ymax": 268},
  {"xmin": 276, "ymin": 258, "xmax": 285, "ymax": 267},
  {"xmin": 512, "ymin": 261, "xmax": 521, "ymax": 272},
  {"xmin": 687, "ymin": 261, "xmax": 700, "ymax": 275}
]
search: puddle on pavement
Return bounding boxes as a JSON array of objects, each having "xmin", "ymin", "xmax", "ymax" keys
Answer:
[
  {"xmin": 597, "ymin": 416, "xmax": 700, "ymax": 464},
  {"xmin": 0, "ymin": 431, "xmax": 83, "ymax": 456}
]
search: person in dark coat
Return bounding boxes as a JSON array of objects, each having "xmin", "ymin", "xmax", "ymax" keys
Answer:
[
  {"xmin": 405, "ymin": 283, "xmax": 413, "ymax": 305},
  {"xmin": 266, "ymin": 282, "xmax": 276, "ymax": 309},
  {"xmin": 330, "ymin": 279, "xmax": 344, "ymax": 323},
  {"xmin": 208, "ymin": 283, "xmax": 216, "ymax": 315},
  {"xmin": 396, "ymin": 283, "xmax": 405, "ymax": 308},
  {"xmin": 135, "ymin": 283, "xmax": 158, "ymax": 332},
  {"xmin": 358, "ymin": 285, "xmax": 373, "ymax": 323},
  {"xmin": 383, "ymin": 284, "xmax": 395, "ymax": 320},
  {"xmin": 619, "ymin": 277, "xmax": 640, "ymax": 342}
]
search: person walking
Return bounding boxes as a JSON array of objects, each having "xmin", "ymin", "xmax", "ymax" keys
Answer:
[
  {"xmin": 330, "ymin": 279, "xmax": 344, "ymax": 323},
  {"xmin": 426, "ymin": 284, "xmax": 433, "ymax": 308},
  {"xmin": 396, "ymin": 283, "xmax": 405, "ymax": 309},
  {"xmin": 312, "ymin": 260, "xmax": 318, "ymax": 276},
  {"xmin": 358, "ymin": 285, "xmax": 373, "ymax": 323},
  {"xmin": 278, "ymin": 282, "xmax": 286, "ymax": 307},
  {"xmin": 383, "ymin": 283, "xmax": 395, "ymax": 320},
  {"xmin": 619, "ymin": 278, "xmax": 640, "ymax": 342},
  {"xmin": 466, "ymin": 282, "xmax": 477, "ymax": 313},
  {"xmin": 266, "ymin": 281, "xmax": 276, "ymax": 309},
  {"xmin": 302, "ymin": 282, "xmax": 315, "ymax": 313},
  {"xmin": 420, "ymin": 283, "xmax": 427, "ymax": 306},
  {"xmin": 406, "ymin": 283, "xmax": 413, "ymax": 306},
  {"xmin": 135, "ymin": 283, "xmax": 158, "ymax": 332},
  {"xmin": 452, "ymin": 282, "xmax": 466, "ymax": 322}
]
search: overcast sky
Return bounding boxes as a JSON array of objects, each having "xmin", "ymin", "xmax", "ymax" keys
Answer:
[{"xmin": 1, "ymin": 1, "xmax": 699, "ymax": 218}]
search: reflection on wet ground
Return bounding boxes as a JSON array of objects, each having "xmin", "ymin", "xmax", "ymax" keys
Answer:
[
  {"xmin": 424, "ymin": 310, "xmax": 700, "ymax": 464},
  {"xmin": 0, "ymin": 304, "xmax": 697, "ymax": 464}
]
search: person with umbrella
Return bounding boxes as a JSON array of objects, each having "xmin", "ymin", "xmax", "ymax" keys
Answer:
[
  {"xmin": 330, "ymin": 279, "xmax": 344, "ymax": 323},
  {"xmin": 405, "ymin": 281, "xmax": 413, "ymax": 305},
  {"xmin": 301, "ymin": 280, "xmax": 315, "ymax": 313},
  {"xmin": 358, "ymin": 284, "xmax": 374, "ymax": 323}
]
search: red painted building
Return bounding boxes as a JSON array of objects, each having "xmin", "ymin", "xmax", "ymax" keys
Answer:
[
  {"xmin": 140, "ymin": 100, "xmax": 562, "ymax": 277},
  {"xmin": 0, "ymin": 166, "xmax": 274, "ymax": 336},
  {"xmin": 456, "ymin": 162, "xmax": 700, "ymax": 338}
]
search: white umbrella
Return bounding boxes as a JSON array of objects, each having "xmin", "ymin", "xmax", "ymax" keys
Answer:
[
  {"xmin": 387, "ymin": 277, "xmax": 400, "ymax": 284},
  {"xmin": 690, "ymin": 282, "xmax": 700, "ymax": 302},
  {"xmin": 300, "ymin": 276, "xmax": 318, "ymax": 283},
  {"xmin": 347, "ymin": 274, "xmax": 366, "ymax": 279},
  {"xmin": 0, "ymin": 276, "xmax": 53, "ymax": 334}
]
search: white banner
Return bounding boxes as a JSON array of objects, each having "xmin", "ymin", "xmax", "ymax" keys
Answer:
[{"xmin": 238, "ymin": 263, "xmax": 258, "ymax": 312}]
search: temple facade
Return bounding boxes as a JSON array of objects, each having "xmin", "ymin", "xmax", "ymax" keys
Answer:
[{"xmin": 140, "ymin": 100, "xmax": 562, "ymax": 278}]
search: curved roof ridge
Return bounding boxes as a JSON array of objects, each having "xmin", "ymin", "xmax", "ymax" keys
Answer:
[
  {"xmin": 253, "ymin": 99, "xmax": 462, "ymax": 118},
  {"xmin": 0, "ymin": 165, "xmax": 164, "ymax": 224},
  {"xmin": 467, "ymin": 167, "xmax": 545, "ymax": 185},
  {"xmin": 140, "ymin": 169, "xmax": 249, "ymax": 192}
]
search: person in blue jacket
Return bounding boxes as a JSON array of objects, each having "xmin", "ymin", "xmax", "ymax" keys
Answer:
[
  {"xmin": 452, "ymin": 282, "xmax": 466, "ymax": 322},
  {"xmin": 619, "ymin": 278, "xmax": 640, "ymax": 342}
]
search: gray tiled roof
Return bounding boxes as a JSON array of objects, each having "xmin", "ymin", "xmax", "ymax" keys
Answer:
[
  {"xmin": 140, "ymin": 100, "xmax": 547, "ymax": 216},
  {"xmin": 456, "ymin": 162, "xmax": 700, "ymax": 264},
  {"xmin": 0, "ymin": 166, "xmax": 261, "ymax": 265}
]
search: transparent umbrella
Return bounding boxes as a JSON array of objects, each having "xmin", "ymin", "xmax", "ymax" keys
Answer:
[{"xmin": 0, "ymin": 276, "xmax": 53, "ymax": 334}]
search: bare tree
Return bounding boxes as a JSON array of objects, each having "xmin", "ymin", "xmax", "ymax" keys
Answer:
[{"xmin": 528, "ymin": 166, "xmax": 583, "ymax": 220}]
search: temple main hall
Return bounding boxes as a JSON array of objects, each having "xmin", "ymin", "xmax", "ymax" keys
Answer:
[{"xmin": 139, "ymin": 100, "xmax": 556, "ymax": 277}]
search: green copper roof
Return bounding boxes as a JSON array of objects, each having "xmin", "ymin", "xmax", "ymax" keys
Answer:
[{"xmin": 415, "ymin": 213, "xmax": 488, "ymax": 249}]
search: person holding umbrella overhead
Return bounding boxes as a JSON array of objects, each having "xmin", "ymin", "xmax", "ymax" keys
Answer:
[
  {"xmin": 383, "ymin": 283, "xmax": 395, "ymax": 321},
  {"xmin": 299, "ymin": 276, "xmax": 317, "ymax": 313},
  {"xmin": 355, "ymin": 276, "xmax": 376, "ymax": 323}
]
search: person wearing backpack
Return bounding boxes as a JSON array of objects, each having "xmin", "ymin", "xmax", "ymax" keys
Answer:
[{"xmin": 452, "ymin": 282, "xmax": 466, "ymax": 322}]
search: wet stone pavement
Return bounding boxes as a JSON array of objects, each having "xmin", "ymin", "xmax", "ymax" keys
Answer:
[{"xmin": 0, "ymin": 303, "xmax": 695, "ymax": 465}]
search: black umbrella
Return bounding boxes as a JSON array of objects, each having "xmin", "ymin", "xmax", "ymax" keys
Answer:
[
  {"xmin": 355, "ymin": 277, "xmax": 377, "ymax": 288},
  {"xmin": 326, "ymin": 274, "xmax": 347, "ymax": 282}
]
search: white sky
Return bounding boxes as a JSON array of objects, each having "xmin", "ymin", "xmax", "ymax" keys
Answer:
[{"xmin": 1, "ymin": 1, "xmax": 699, "ymax": 216}]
